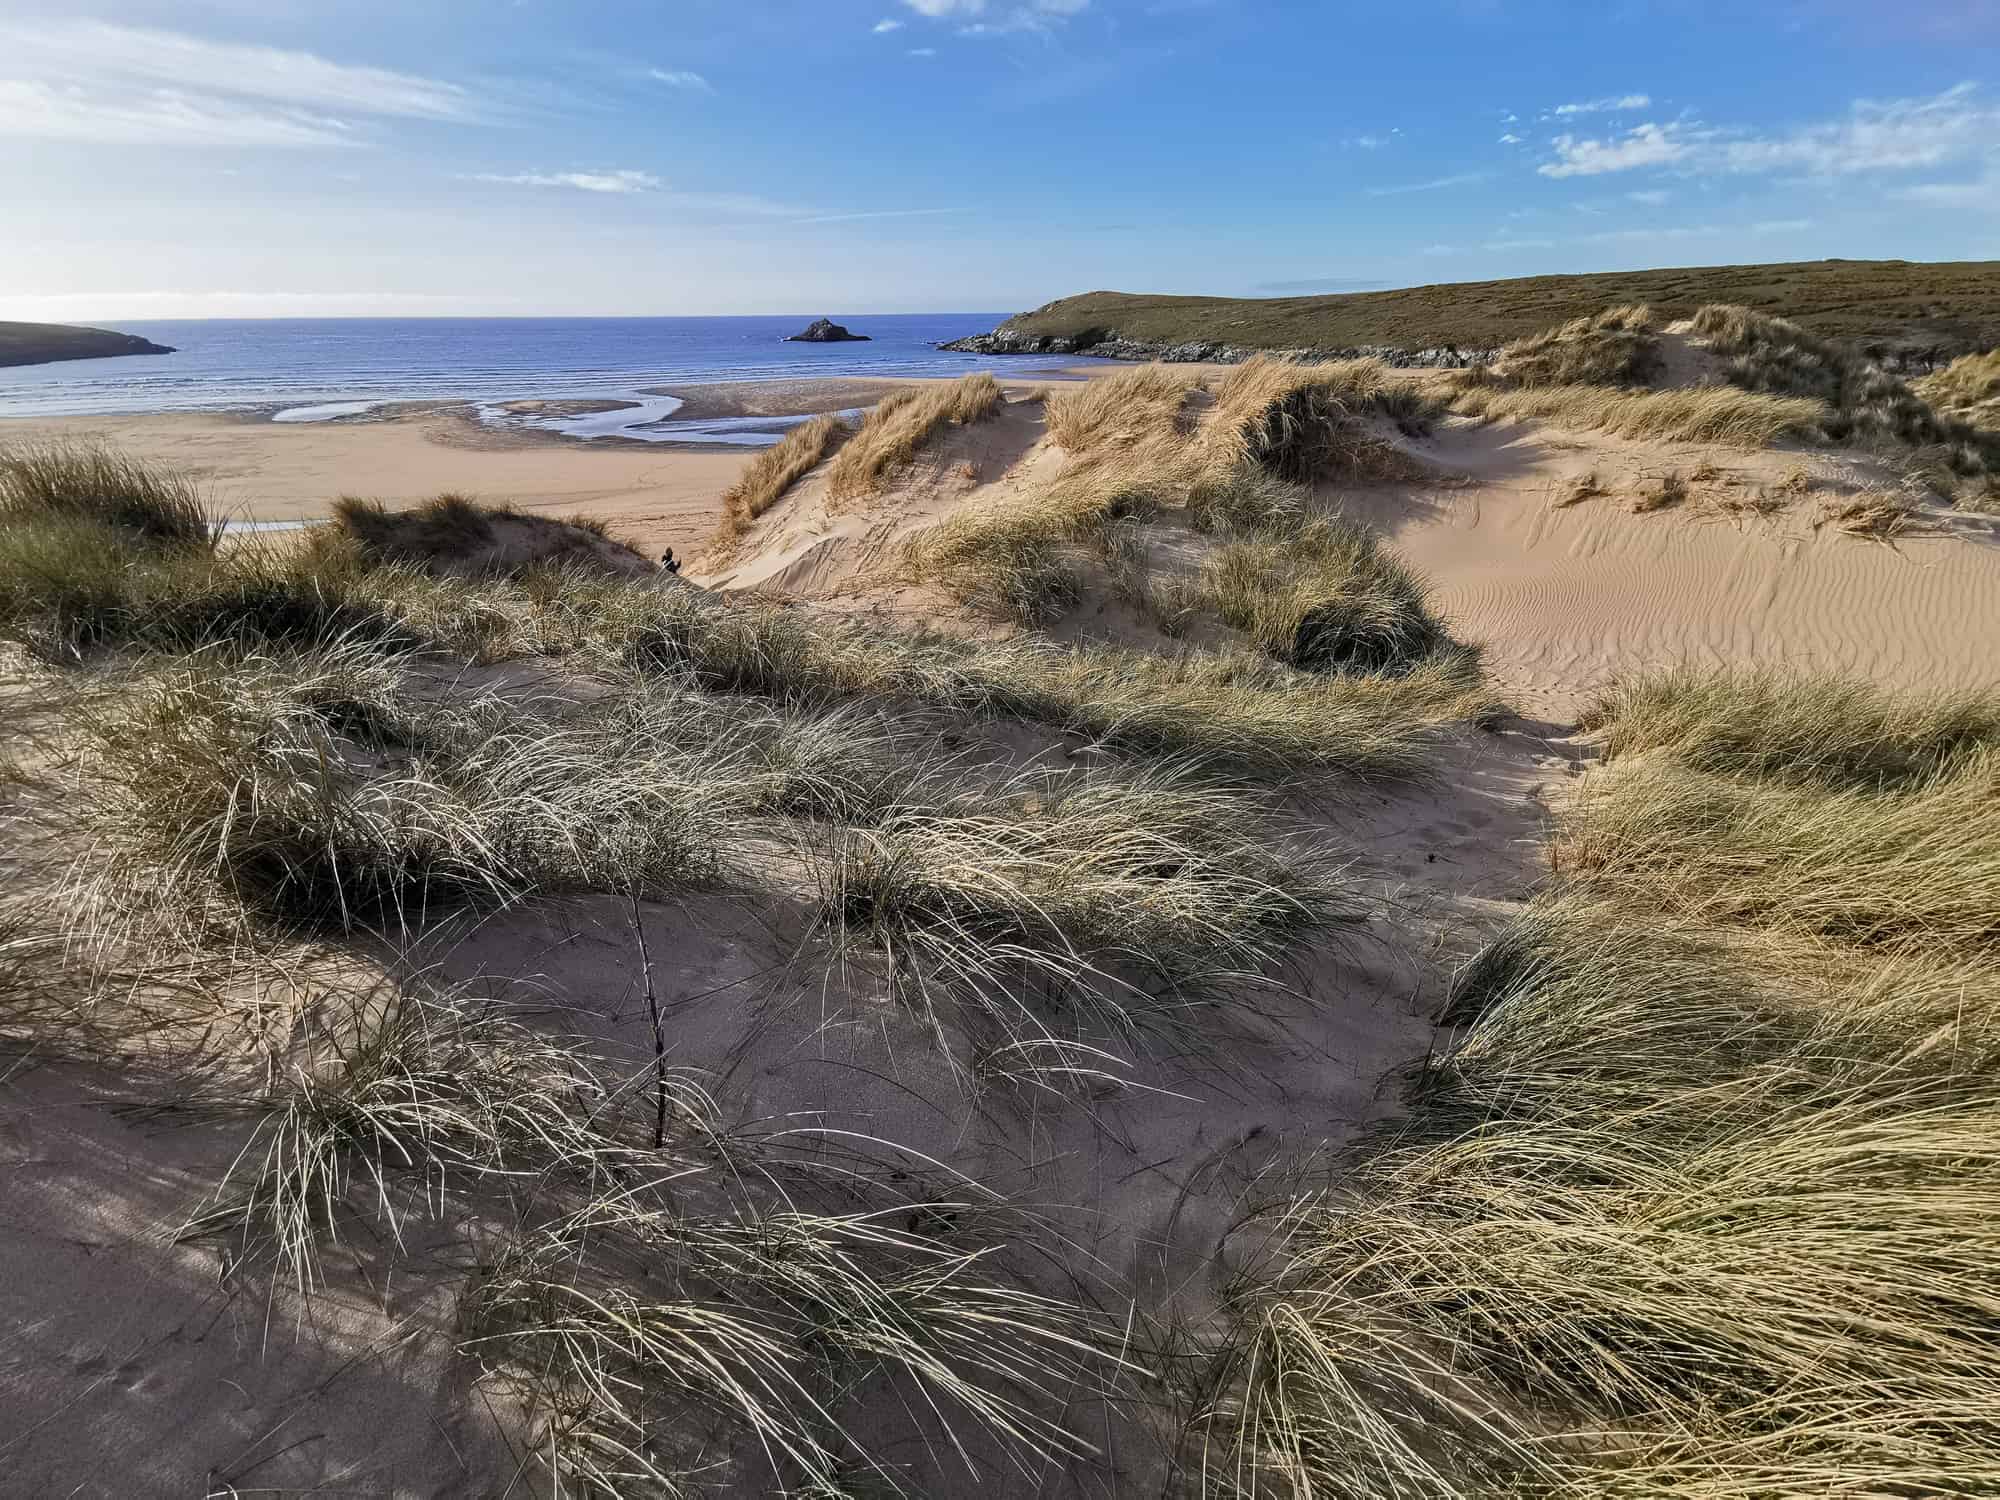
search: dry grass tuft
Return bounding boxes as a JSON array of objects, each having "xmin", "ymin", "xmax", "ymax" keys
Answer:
[
  {"xmin": 0, "ymin": 442, "xmax": 216, "ymax": 548},
  {"xmin": 1494, "ymin": 302, "xmax": 1660, "ymax": 388},
  {"xmin": 1044, "ymin": 364, "xmax": 1200, "ymax": 452},
  {"xmin": 1627, "ymin": 469, "xmax": 1688, "ymax": 513},
  {"xmin": 331, "ymin": 494, "xmax": 654, "ymax": 578},
  {"xmin": 1816, "ymin": 489, "xmax": 1920, "ymax": 538},
  {"xmin": 1197, "ymin": 357, "xmax": 1435, "ymax": 483},
  {"xmin": 710, "ymin": 414, "xmax": 848, "ymax": 549},
  {"xmin": 1917, "ymin": 346, "xmax": 2000, "ymax": 429},
  {"xmin": 826, "ymin": 374, "xmax": 1003, "ymax": 501},
  {"xmin": 1551, "ymin": 470, "xmax": 1603, "ymax": 508},
  {"xmin": 1693, "ymin": 303, "xmax": 2000, "ymax": 470},
  {"xmin": 1211, "ymin": 665, "xmax": 2000, "ymax": 1498},
  {"xmin": 1448, "ymin": 376, "xmax": 1824, "ymax": 447},
  {"xmin": 1181, "ymin": 516, "xmax": 1464, "ymax": 676},
  {"xmin": 1581, "ymin": 664, "xmax": 2000, "ymax": 789}
]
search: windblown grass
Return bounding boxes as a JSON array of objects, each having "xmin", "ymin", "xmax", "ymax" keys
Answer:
[
  {"xmin": 1182, "ymin": 516, "xmax": 1462, "ymax": 675},
  {"xmin": 0, "ymin": 442, "xmax": 216, "ymax": 548},
  {"xmin": 1211, "ymin": 665, "xmax": 2000, "ymax": 1498},
  {"xmin": 1447, "ymin": 376, "xmax": 1824, "ymax": 446},
  {"xmin": 1581, "ymin": 664, "xmax": 2000, "ymax": 789},
  {"xmin": 711, "ymin": 413, "xmax": 848, "ymax": 549},
  {"xmin": 1044, "ymin": 364, "xmax": 1200, "ymax": 451},
  {"xmin": 813, "ymin": 761, "xmax": 1355, "ymax": 1068},
  {"xmin": 80, "ymin": 647, "xmax": 746, "ymax": 933},
  {"xmin": 826, "ymin": 374, "xmax": 1003, "ymax": 501},
  {"xmin": 1692, "ymin": 303, "xmax": 2000, "ymax": 470},
  {"xmin": 1494, "ymin": 303, "xmax": 1659, "ymax": 388},
  {"xmin": 1917, "ymin": 346, "xmax": 2000, "ymax": 428},
  {"xmin": 1196, "ymin": 356, "xmax": 1435, "ymax": 482},
  {"xmin": 331, "ymin": 494, "xmax": 654, "ymax": 577}
]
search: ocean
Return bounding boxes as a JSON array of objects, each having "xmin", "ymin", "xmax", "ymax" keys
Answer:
[{"xmin": 0, "ymin": 314, "xmax": 1040, "ymax": 442}]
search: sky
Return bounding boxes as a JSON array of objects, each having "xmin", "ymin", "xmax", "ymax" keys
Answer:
[{"xmin": 0, "ymin": 0, "xmax": 1995, "ymax": 320}]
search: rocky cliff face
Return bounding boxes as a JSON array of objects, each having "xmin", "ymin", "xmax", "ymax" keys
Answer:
[
  {"xmin": 938, "ymin": 325, "xmax": 1489, "ymax": 368},
  {"xmin": 786, "ymin": 318, "xmax": 871, "ymax": 343},
  {"xmin": 0, "ymin": 321, "xmax": 176, "ymax": 369}
]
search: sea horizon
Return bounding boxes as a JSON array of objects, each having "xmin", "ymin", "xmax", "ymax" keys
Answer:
[{"xmin": 0, "ymin": 313, "xmax": 1021, "ymax": 425}]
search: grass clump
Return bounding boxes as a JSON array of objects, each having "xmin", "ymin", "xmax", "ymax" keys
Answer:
[
  {"xmin": 826, "ymin": 374, "xmax": 1004, "ymax": 501},
  {"xmin": 1043, "ymin": 363, "xmax": 1199, "ymax": 452},
  {"xmin": 82, "ymin": 648, "xmax": 741, "ymax": 934},
  {"xmin": 331, "ymin": 494, "xmax": 655, "ymax": 578},
  {"xmin": 711, "ymin": 413, "xmax": 849, "ymax": 550},
  {"xmin": 1582, "ymin": 664, "xmax": 2000, "ymax": 789},
  {"xmin": 813, "ymin": 761, "xmax": 1356, "ymax": 1081},
  {"xmin": 1448, "ymin": 376, "xmax": 1824, "ymax": 446},
  {"xmin": 1494, "ymin": 303, "xmax": 1659, "ymax": 388},
  {"xmin": 1917, "ymin": 346, "xmax": 2000, "ymax": 429},
  {"xmin": 0, "ymin": 442, "xmax": 217, "ymax": 548},
  {"xmin": 1212, "ymin": 665, "xmax": 2000, "ymax": 1498},
  {"xmin": 1197, "ymin": 356, "xmax": 1435, "ymax": 483},
  {"xmin": 1183, "ymin": 516, "xmax": 1461, "ymax": 675},
  {"xmin": 1692, "ymin": 303, "xmax": 2000, "ymax": 470}
]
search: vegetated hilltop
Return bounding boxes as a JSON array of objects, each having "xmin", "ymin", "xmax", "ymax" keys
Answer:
[
  {"xmin": 946, "ymin": 259, "xmax": 2000, "ymax": 366},
  {"xmin": 0, "ymin": 319, "xmax": 175, "ymax": 369}
]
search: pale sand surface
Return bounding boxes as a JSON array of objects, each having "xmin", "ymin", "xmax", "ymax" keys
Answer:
[{"xmin": 5, "ymin": 378, "xmax": 2000, "ymax": 1491}]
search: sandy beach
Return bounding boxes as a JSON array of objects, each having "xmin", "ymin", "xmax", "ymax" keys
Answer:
[{"xmin": 0, "ymin": 373, "xmax": 1075, "ymax": 559}]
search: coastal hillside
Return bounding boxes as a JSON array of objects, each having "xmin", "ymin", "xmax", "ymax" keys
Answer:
[
  {"xmin": 949, "ymin": 258, "xmax": 2000, "ymax": 365},
  {"xmin": 0, "ymin": 319, "xmax": 175, "ymax": 369}
]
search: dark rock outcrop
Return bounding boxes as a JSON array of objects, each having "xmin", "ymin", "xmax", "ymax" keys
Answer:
[
  {"xmin": 0, "ymin": 320, "xmax": 175, "ymax": 369},
  {"xmin": 939, "ymin": 325, "xmax": 1488, "ymax": 369},
  {"xmin": 786, "ymin": 318, "xmax": 871, "ymax": 343}
]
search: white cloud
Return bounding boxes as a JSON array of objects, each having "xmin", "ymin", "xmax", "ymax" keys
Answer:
[
  {"xmin": 874, "ymin": 17, "xmax": 906, "ymax": 31},
  {"xmin": 1419, "ymin": 244, "xmax": 1460, "ymax": 256},
  {"xmin": 0, "ymin": 78, "xmax": 359, "ymax": 146},
  {"xmin": 1498, "ymin": 132, "xmax": 1523, "ymax": 145},
  {"xmin": 649, "ymin": 69, "xmax": 712, "ymax": 91},
  {"xmin": 1714, "ymin": 82, "xmax": 1998, "ymax": 174},
  {"xmin": 1898, "ymin": 174, "xmax": 1998, "ymax": 206},
  {"xmin": 1539, "ymin": 85, "xmax": 2000, "ymax": 183},
  {"xmin": 473, "ymin": 169, "xmax": 661, "ymax": 194},
  {"xmin": 1367, "ymin": 171, "xmax": 1489, "ymax": 196},
  {"xmin": 0, "ymin": 19, "xmax": 470, "ymax": 118},
  {"xmin": 1540, "ymin": 122, "xmax": 1691, "ymax": 177},
  {"xmin": 1627, "ymin": 188, "xmax": 1670, "ymax": 205},
  {"xmin": 903, "ymin": 0, "xmax": 983, "ymax": 12},
  {"xmin": 1551, "ymin": 93, "xmax": 1652, "ymax": 117},
  {"xmin": 0, "ymin": 18, "xmax": 474, "ymax": 148},
  {"xmin": 1347, "ymin": 132, "xmax": 1390, "ymax": 149}
]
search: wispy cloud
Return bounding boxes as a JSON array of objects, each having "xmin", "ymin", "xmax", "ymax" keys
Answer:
[
  {"xmin": 874, "ymin": 17, "xmax": 906, "ymax": 31},
  {"xmin": 1499, "ymin": 132, "xmax": 1523, "ymax": 145},
  {"xmin": 1367, "ymin": 171, "xmax": 1489, "ymax": 196},
  {"xmin": 1551, "ymin": 93, "xmax": 1652, "ymax": 117},
  {"xmin": 1540, "ymin": 84, "xmax": 2000, "ymax": 180},
  {"xmin": 472, "ymin": 169, "xmax": 661, "ymax": 194},
  {"xmin": 1541, "ymin": 122, "xmax": 1690, "ymax": 177},
  {"xmin": 904, "ymin": 0, "xmax": 1088, "ymax": 31},
  {"xmin": 0, "ymin": 18, "xmax": 474, "ymax": 147},
  {"xmin": 1627, "ymin": 188, "xmax": 1671, "ymax": 205},
  {"xmin": 649, "ymin": 68, "xmax": 712, "ymax": 91},
  {"xmin": 1345, "ymin": 132, "xmax": 1393, "ymax": 149}
]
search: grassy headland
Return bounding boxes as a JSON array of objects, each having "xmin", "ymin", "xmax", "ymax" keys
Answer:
[
  {"xmin": 967, "ymin": 259, "xmax": 2000, "ymax": 360},
  {"xmin": 0, "ymin": 319, "xmax": 175, "ymax": 368}
]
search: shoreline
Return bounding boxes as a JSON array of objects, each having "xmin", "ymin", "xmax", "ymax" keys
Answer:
[{"xmin": 0, "ymin": 369, "xmax": 1096, "ymax": 558}]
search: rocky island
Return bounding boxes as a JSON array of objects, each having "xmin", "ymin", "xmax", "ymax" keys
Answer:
[
  {"xmin": 786, "ymin": 317, "xmax": 871, "ymax": 343},
  {"xmin": 0, "ymin": 320, "xmax": 175, "ymax": 369}
]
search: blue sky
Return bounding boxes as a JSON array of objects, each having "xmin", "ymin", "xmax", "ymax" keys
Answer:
[{"xmin": 0, "ymin": 0, "xmax": 1994, "ymax": 320}]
